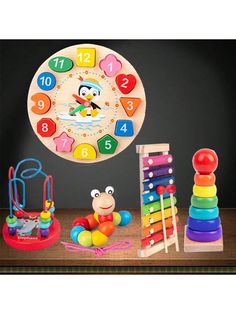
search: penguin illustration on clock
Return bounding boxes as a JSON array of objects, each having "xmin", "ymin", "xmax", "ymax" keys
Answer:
[{"xmin": 69, "ymin": 77, "xmax": 102, "ymax": 118}]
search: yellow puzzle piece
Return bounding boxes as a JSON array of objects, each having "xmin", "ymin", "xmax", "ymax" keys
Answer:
[
  {"xmin": 73, "ymin": 143, "xmax": 97, "ymax": 160},
  {"xmin": 76, "ymin": 48, "xmax": 96, "ymax": 67}
]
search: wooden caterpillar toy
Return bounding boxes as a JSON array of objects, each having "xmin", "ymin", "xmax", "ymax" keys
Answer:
[{"xmin": 70, "ymin": 186, "xmax": 132, "ymax": 247}]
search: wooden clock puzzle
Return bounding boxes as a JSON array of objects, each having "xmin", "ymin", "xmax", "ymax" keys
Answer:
[{"xmin": 28, "ymin": 44, "xmax": 146, "ymax": 163}]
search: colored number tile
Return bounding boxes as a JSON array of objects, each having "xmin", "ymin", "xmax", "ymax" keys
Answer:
[
  {"xmin": 37, "ymin": 118, "xmax": 56, "ymax": 137},
  {"xmin": 37, "ymin": 72, "xmax": 56, "ymax": 91},
  {"xmin": 53, "ymin": 132, "xmax": 75, "ymax": 152},
  {"xmin": 99, "ymin": 54, "xmax": 122, "ymax": 77},
  {"xmin": 115, "ymin": 120, "xmax": 134, "ymax": 137},
  {"xmin": 48, "ymin": 56, "xmax": 73, "ymax": 72},
  {"xmin": 31, "ymin": 93, "xmax": 51, "ymax": 115},
  {"xmin": 120, "ymin": 97, "xmax": 141, "ymax": 117},
  {"xmin": 116, "ymin": 74, "xmax": 137, "ymax": 94},
  {"xmin": 97, "ymin": 134, "xmax": 118, "ymax": 154},
  {"xmin": 73, "ymin": 143, "xmax": 97, "ymax": 160},
  {"xmin": 76, "ymin": 48, "xmax": 96, "ymax": 67}
]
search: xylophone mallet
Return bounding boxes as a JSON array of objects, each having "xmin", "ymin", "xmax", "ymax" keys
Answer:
[
  {"xmin": 156, "ymin": 185, "xmax": 168, "ymax": 253},
  {"xmin": 166, "ymin": 184, "xmax": 179, "ymax": 252}
]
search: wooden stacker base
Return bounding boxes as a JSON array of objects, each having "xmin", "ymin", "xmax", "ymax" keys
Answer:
[{"xmin": 184, "ymin": 225, "xmax": 223, "ymax": 252}]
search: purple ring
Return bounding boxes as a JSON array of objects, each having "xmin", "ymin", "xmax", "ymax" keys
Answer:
[
  {"xmin": 186, "ymin": 226, "xmax": 222, "ymax": 242},
  {"xmin": 187, "ymin": 217, "xmax": 221, "ymax": 232}
]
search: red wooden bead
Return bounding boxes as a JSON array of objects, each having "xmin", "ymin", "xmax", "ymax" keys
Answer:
[
  {"xmin": 156, "ymin": 185, "xmax": 165, "ymax": 195},
  {"xmin": 98, "ymin": 213, "xmax": 113, "ymax": 223},
  {"xmin": 72, "ymin": 217, "xmax": 90, "ymax": 230},
  {"xmin": 192, "ymin": 148, "xmax": 218, "ymax": 174},
  {"xmin": 86, "ymin": 214, "xmax": 99, "ymax": 230},
  {"xmin": 15, "ymin": 211, "xmax": 24, "ymax": 218},
  {"xmin": 166, "ymin": 184, "xmax": 176, "ymax": 194}
]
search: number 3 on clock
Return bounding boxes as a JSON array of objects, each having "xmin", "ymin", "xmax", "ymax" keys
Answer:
[{"xmin": 76, "ymin": 48, "xmax": 96, "ymax": 67}]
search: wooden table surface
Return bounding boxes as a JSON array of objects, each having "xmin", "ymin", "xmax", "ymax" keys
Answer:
[{"xmin": 0, "ymin": 208, "xmax": 235, "ymax": 267}]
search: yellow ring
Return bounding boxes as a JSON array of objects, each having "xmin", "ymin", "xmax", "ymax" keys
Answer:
[{"xmin": 193, "ymin": 184, "xmax": 217, "ymax": 198}]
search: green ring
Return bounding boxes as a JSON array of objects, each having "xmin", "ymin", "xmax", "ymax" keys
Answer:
[
  {"xmin": 191, "ymin": 195, "xmax": 218, "ymax": 209},
  {"xmin": 6, "ymin": 215, "xmax": 17, "ymax": 224},
  {"xmin": 40, "ymin": 217, "xmax": 51, "ymax": 223}
]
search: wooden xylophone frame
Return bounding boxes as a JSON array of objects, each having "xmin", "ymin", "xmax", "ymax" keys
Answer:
[{"xmin": 136, "ymin": 143, "xmax": 179, "ymax": 257}]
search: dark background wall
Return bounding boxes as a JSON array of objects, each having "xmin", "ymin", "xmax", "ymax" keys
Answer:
[{"xmin": 0, "ymin": 40, "xmax": 235, "ymax": 209}]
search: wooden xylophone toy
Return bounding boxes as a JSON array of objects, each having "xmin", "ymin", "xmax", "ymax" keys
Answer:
[
  {"xmin": 136, "ymin": 143, "xmax": 180, "ymax": 257},
  {"xmin": 184, "ymin": 148, "xmax": 223, "ymax": 252}
]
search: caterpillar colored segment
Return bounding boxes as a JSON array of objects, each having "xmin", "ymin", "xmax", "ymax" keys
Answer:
[{"xmin": 70, "ymin": 210, "xmax": 132, "ymax": 247}]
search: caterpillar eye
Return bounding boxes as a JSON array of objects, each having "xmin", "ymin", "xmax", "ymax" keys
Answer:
[
  {"xmin": 91, "ymin": 189, "xmax": 100, "ymax": 198},
  {"xmin": 105, "ymin": 186, "xmax": 114, "ymax": 195}
]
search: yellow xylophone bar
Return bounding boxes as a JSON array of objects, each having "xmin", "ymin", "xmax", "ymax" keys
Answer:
[{"xmin": 142, "ymin": 206, "xmax": 178, "ymax": 227}]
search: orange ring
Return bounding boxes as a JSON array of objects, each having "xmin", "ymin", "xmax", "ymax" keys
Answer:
[{"xmin": 194, "ymin": 173, "xmax": 216, "ymax": 186}]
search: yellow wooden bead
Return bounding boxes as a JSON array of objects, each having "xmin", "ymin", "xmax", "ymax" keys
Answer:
[
  {"xmin": 73, "ymin": 144, "xmax": 97, "ymax": 160},
  {"xmin": 40, "ymin": 211, "xmax": 51, "ymax": 219},
  {"xmin": 94, "ymin": 212, "xmax": 99, "ymax": 222},
  {"xmin": 45, "ymin": 200, "xmax": 54, "ymax": 209},
  {"xmin": 113, "ymin": 212, "xmax": 121, "ymax": 226},
  {"xmin": 193, "ymin": 184, "xmax": 217, "ymax": 198},
  {"xmin": 76, "ymin": 48, "xmax": 96, "ymax": 67},
  {"xmin": 92, "ymin": 230, "xmax": 108, "ymax": 247},
  {"xmin": 78, "ymin": 230, "xmax": 92, "ymax": 247}
]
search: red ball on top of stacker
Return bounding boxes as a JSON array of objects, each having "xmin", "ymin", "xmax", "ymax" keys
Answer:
[{"xmin": 192, "ymin": 148, "xmax": 218, "ymax": 174}]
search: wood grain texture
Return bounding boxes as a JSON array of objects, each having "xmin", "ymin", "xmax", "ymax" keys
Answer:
[{"xmin": 0, "ymin": 208, "xmax": 235, "ymax": 267}]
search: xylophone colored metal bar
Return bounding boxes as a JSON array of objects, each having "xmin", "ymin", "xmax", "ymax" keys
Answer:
[{"xmin": 136, "ymin": 143, "xmax": 180, "ymax": 257}]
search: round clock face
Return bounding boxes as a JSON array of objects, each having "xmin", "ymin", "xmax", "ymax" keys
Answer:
[{"xmin": 27, "ymin": 44, "xmax": 146, "ymax": 163}]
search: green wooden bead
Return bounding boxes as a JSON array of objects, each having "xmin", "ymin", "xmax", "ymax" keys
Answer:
[
  {"xmin": 49, "ymin": 56, "xmax": 73, "ymax": 73},
  {"xmin": 191, "ymin": 195, "xmax": 218, "ymax": 209},
  {"xmin": 6, "ymin": 215, "xmax": 17, "ymax": 224},
  {"xmin": 40, "ymin": 217, "xmax": 51, "ymax": 224}
]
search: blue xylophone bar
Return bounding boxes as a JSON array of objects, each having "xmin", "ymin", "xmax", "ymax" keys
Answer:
[{"xmin": 143, "ymin": 176, "xmax": 175, "ymax": 192}]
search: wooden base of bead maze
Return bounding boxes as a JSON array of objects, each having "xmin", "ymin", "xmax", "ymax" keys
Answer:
[
  {"xmin": 184, "ymin": 225, "xmax": 223, "ymax": 252},
  {"xmin": 138, "ymin": 237, "xmax": 176, "ymax": 257},
  {"xmin": 2, "ymin": 212, "xmax": 61, "ymax": 251}
]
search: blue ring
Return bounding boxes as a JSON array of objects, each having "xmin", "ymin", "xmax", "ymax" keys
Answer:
[
  {"xmin": 188, "ymin": 216, "xmax": 221, "ymax": 232},
  {"xmin": 189, "ymin": 206, "xmax": 219, "ymax": 220}
]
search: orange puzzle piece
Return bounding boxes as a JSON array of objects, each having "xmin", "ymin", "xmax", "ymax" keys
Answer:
[
  {"xmin": 31, "ymin": 93, "xmax": 51, "ymax": 115},
  {"xmin": 120, "ymin": 97, "xmax": 142, "ymax": 117}
]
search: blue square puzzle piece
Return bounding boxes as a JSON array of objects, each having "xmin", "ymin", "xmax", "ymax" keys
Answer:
[{"xmin": 115, "ymin": 120, "xmax": 134, "ymax": 137}]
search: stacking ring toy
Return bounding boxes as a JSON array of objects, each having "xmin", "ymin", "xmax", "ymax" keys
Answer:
[
  {"xmin": 193, "ymin": 184, "xmax": 217, "ymax": 198},
  {"xmin": 187, "ymin": 216, "xmax": 221, "ymax": 232},
  {"xmin": 191, "ymin": 195, "xmax": 218, "ymax": 209},
  {"xmin": 70, "ymin": 186, "xmax": 132, "ymax": 247},
  {"xmin": 186, "ymin": 226, "xmax": 222, "ymax": 242},
  {"xmin": 189, "ymin": 206, "xmax": 219, "ymax": 220}
]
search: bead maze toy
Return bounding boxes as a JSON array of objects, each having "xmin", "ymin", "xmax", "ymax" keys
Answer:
[
  {"xmin": 2, "ymin": 158, "xmax": 60, "ymax": 250},
  {"xmin": 136, "ymin": 143, "xmax": 180, "ymax": 257},
  {"xmin": 184, "ymin": 148, "xmax": 223, "ymax": 252},
  {"xmin": 69, "ymin": 186, "xmax": 132, "ymax": 247},
  {"xmin": 27, "ymin": 44, "xmax": 146, "ymax": 163}
]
